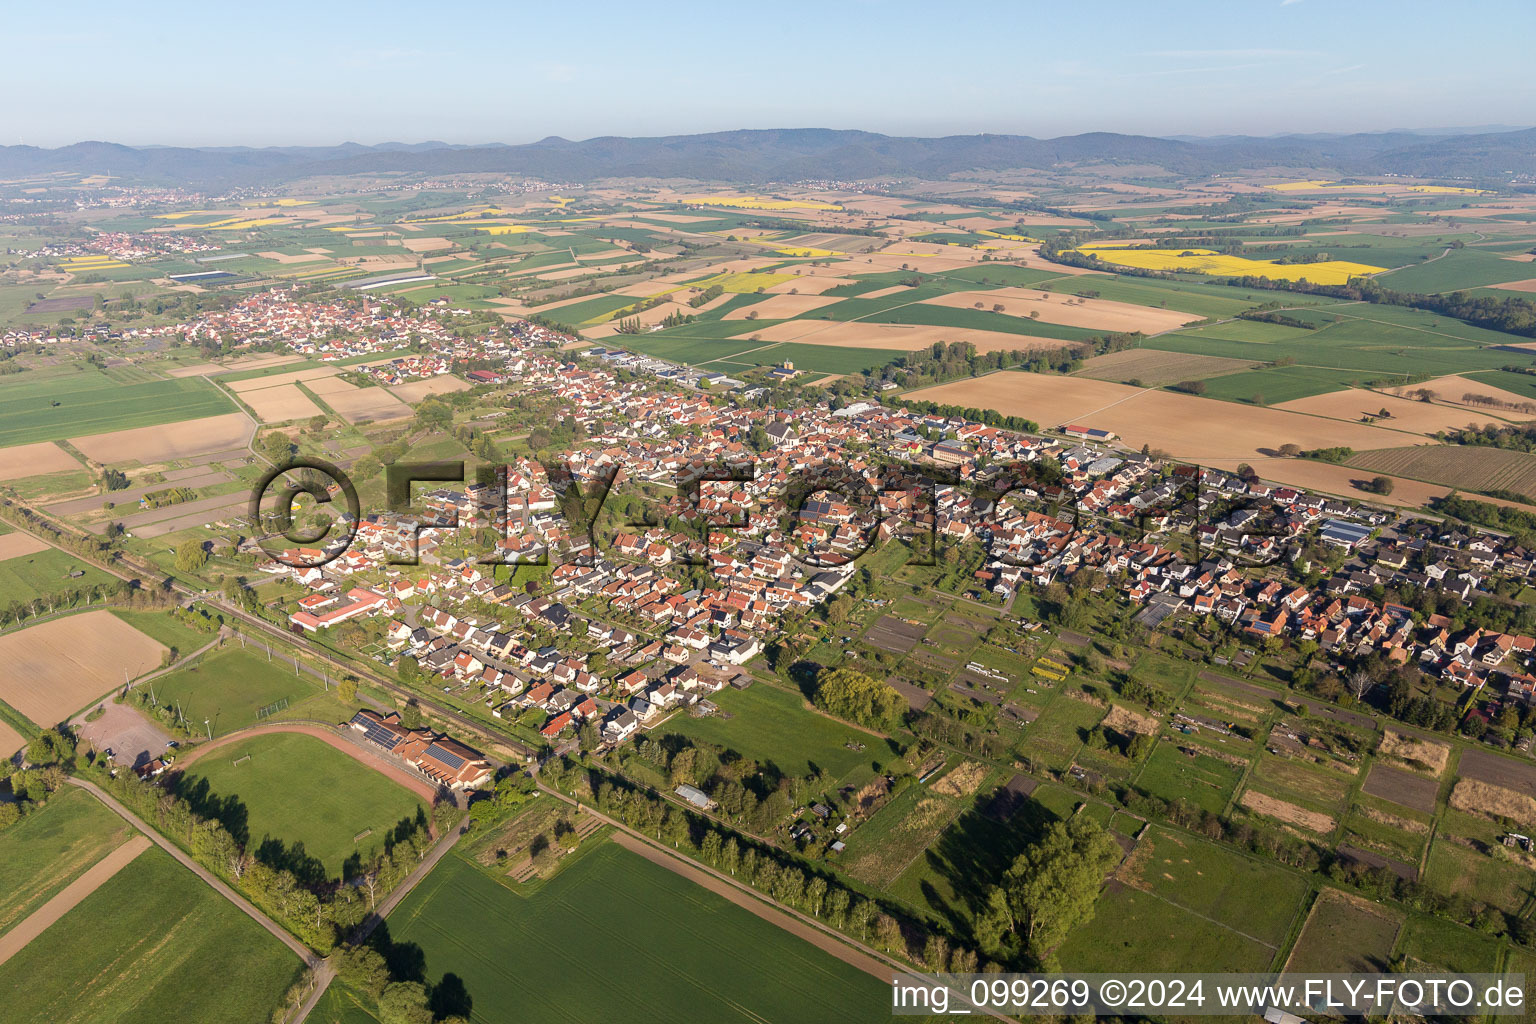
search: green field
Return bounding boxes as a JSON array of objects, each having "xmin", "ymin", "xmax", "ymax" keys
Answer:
[
  {"xmin": 0, "ymin": 368, "xmax": 235, "ymax": 446},
  {"xmin": 1121, "ymin": 826, "xmax": 1309, "ymax": 946},
  {"xmin": 1285, "ymin": 889, "xmax": 1402, "ymax": 973},
  {"xmin": 147, "ymin": 646, "xmax": 322, "ymax": 736},
  {"xmin": 1147, "ymin": 303, "xmax": 1536, "ymax": 380},
  {"xmin": 0, "ymin": 546, "xmax": 115, "ymax": 603},
  {"xmin": 107, "ymin": 608, "xmax": 218, "ymax": 655},
  {"xmin": 1422, "ymin": 838, "xmax": 1535, "ymax": 914},
  {"xmin": 0, "ymin": 787, "xmax": 133, "ymax": 936},
  {"xmin": 180, "ymin": 731, "xmax": 426, "ymax": 875},
  {"xmin": 389, "ymin": 842, "xmax": 892, "ymax": 1024},
  {"xmin": 1056, "ymin": 883, "xmax": 1277, "ymax": 972},
  {"xmin": 1374, "ymin": 248, "xmax": 1536, "ymax": 293},
  {"xmin": 1133, "ymin": 742, "xmax": 1246, "ymax": 814},
  {"xmin": 839, "ymin": 782, "xmax": 963, "ymax": 887},
  {"xmin": 1398, "ymin": 913, "xmax": 1503, "ymax": 972},
  {"xmin": 660, "ymin": 682, "xmax": 881, "ymax": 781},
  {"xmin": 0, "ymin": 845, "xmax": 301, "ymax": 1024}
]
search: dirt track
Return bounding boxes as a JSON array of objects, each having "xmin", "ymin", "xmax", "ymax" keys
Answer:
[
  {"xmin": 610, "ymin": 831, "xmax": 891, "ymax": 982},
  {"xmin": 0, "ymin": 835, "xmax": 151, "ymax": 967}
]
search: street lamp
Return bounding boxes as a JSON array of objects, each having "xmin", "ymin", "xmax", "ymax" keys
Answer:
[{"xmin": 203, "ymin": 719, "xmax": 212, "ymax": 741}]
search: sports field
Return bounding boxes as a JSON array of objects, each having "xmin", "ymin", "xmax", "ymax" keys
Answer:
[
  {"xmin": 660, "ymin": 682, "xmax": 877, "ymax": 781},
  {"xmin": 146, "ymin": 646, "xmax": 322, "ymax": 737},
  {"xmin": 179, "ymin": 731, "xmax": 427, "ymax": 876},
  {"xmin": 389, "ymin": 842, "xmax": 890, "ymax": 1023},
  {"xmin": 0, "ymin": 845, "xmax": 301, "ymax": 1024},
  {"xmin": 0, "ymin": 369, "xmax": 235, "ymax": 447}
]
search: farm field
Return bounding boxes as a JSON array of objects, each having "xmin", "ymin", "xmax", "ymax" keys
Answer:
[
  {"xmin": 145, "ymin": 646, "xmax": 323, "ymax": 737},
  {"xmin": 389, "ymin": 842, "xmax": 891, "ymax": 1024},
  {"xmin": 0, "ymin": 369, "xmax": 236, "ymax": 447},
  {"xmin": 659, "ymin": 682, "xmax": 879, "ymax": 782},
  {"xmin": 0, "ymin": 611, "xmax": 166, "ymax": 726},
  {"xmin": 0, "ymin": 787, "xmax": 135, "ymax": 938},
  {"xmin": 69, "ymin": 412, "xmax": 254, "ymax": 465},
  {"xmin": 904, "ymin": 372, "xmax": 1411, "ymax": 462},
  {"xmin": 1074, "ymin": 348, "xmax": 1257, "ymax": 387},
  {"xmin": 0, "ymin": 845, "xmax": 301, "ymax": 1024},
  {"xmin": 178, "ymin": 730, "xmax": 428, "ymax": 876},
  {"xmin": 1073, "ymin": 245, "xmax": 1384, "ymax": 285},
  {"xmin": 1347, "ymin": 445, "xmax": 1536, "ymax": 501},
  {"xmin": 1375, "ymin": 248, "xmax": 1536, "ymax": 293},
  {"xmin": 0, "ymin": 441, "xmax": 80, "ymax": 481}
]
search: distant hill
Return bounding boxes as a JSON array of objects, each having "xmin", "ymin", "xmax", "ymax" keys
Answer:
[{"xmin": 3, "ymin": 127, "xmax": 1532, "ymax": 186}]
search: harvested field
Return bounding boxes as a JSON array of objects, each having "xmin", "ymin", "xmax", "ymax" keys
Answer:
[
  {"xmin": 0, "ymin": 611, "xmax": 166, "ymax": 726},
  {"xmin": 0, "ymin": 719, "xmax": 22, "ymax": 757},
  {"xmin": 1103, "ymin": 704, "xmax": 1160, "ymax": 736},
  {"xmin": 1239, "ymin": 789, "xmax": 1336, "ymax": 834},
  {"xmin": 1457, "ymin": 748, "xmax": 1536, "ymax": 801},
  {"xmin": 1378, "ymin": 729, "xmax": 1452, "ymax": 776},
  {"xmin": 722, "ymin": 293, "xmax": 842, "ymax": 320},
  {"xmin": 1347, "ymin": 445, "xmax": 1536, "ymax": 501},
  {"xmin": 0, "ymin": 532, "xmax": 49, "ymax": 559},
  {"xmin": 920, "ymin": 288, "xmax": 1197, "ymax": 333},
  {"xmin": 301, "ymin": 375, "xmax": 358, "ymax": 396},
  {"xmin": 164, "ymin": 362, "xmax": 226, "ymax": 377},
  {"xmin": 238, "ymin": 384, "xmax": 321, "ymax": 423},
  {"xmin": 70, "ymin": 412, "xmax": 253, "ymax": 464},
  {"xmin": 1205, "ymin": 456, "xmax": 1460, "ymax": 509},
  {"xmin": 930, "ymin": 760, "xmax": 988, "ymax": 798},
  {"xmin": 1075, "ymin": 349, "xmax": 1257, "ymax": 386},
  {"xmin": 226, "ymin": 366, "xmax": 339, "ymax": 393},
  {"xmin": 1278, "ymin": 389, "xmax": 1526, "ymax": 434},
  {"xmin": 1362, "ymin": 763, "xmax": 1440, "ymax": 814},
  {"xmin": 317, "ymin": 386, "xmax": 411, "ymax": 424},
  {"xmin": 864, "ymin": 615, "xmax": 925, "ymax": 653},
  {"xmin": 1494, "ymin": 278, "xmax": 1536, "ymax": 293},
  {"xmin": 906, "ymin": 372, "xmax": 1411, "ymax": 461},
  {"xmin": 744, "ymin": 320, "xmax": 1078, "ymax": 354},
  {"xmin": 388, "ymin": 375, "xmax": 471, "ymax": 403},
  {"xmin": 0, "ymin": 442, "xmax": 80, "ymax": 480},
  {"xmin": 1449, "ymin": 778, "xmax": 1536, "ymax": 825},
  {"xmin": 1383, "ymin": 374, "xmax": 1536, "ymax": 414}
]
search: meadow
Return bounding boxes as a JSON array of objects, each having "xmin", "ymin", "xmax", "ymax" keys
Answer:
[
  {"xmin": 0, "ymin": 846, "xmax": 302, "ymax": 1024},
  {"xmin": 660, "ymin": 682, "xmax": 880, "ymax": 782},
  {"xmin": 180, "ymin": 731, "xmax": 427, "ymax": 876},
  {"xmin": 1375, "ymin": 248, "xmax": 1536, "ymax": 293},
  {"xmin": 388, "ymin": 843, "xmax": 891, "ymax": 1024},
  {"xmin": 1121, "ymin": 826, "xmax": 1309, "ymax": 946},
  {"xmin": 1055, "ymin": 882, "xmax": 1278, "ymax": 972},
  {"xmin": 0, "ymin": 546, "xmax": 115, "ymax": 604},
  {"xmin": 0, "ymin": 368, "xmax": 235, "ymax": 447}
]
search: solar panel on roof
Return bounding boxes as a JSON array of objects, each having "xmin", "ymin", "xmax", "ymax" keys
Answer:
[
  {"xmin": 427, "ymin": 742, "xmax": 466, "ymax": 770},
  {"xmin": 351, "ymin": 713, "xmax": 403, "ymax": 750}
]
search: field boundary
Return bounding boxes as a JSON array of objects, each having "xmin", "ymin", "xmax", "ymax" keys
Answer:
[{"xmin": 0, "ymin": 834, "xmax": 151, "ymax": 967}]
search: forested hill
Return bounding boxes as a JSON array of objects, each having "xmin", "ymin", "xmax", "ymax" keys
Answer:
[{"xmin": 3, "ymin": 126, "xmax": 1534, "ymax": 186}]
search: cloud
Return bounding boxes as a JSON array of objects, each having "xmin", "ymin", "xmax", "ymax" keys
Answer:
[
  {"xmin": 1281, "ymin": 0, "xmax": 1304, "ymax": 6},
  {"xmin": 1145, "ymin": 48, "xmax": 1318, "ymax": 59}
]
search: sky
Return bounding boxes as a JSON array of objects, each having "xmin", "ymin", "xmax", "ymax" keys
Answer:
[{"xmin": 5, "ymin": 0, "xmax": 1534, "ymax": 148}]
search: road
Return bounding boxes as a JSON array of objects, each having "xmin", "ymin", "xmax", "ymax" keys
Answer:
[{"xmin": 1, "ymin": 496, "xmax": 532, "ymax": 760}]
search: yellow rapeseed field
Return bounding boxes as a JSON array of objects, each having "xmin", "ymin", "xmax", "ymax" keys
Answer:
[
  {"xmin": 686, "ymin": 270, "xmax": 802, "ymax": 293},
  {"xmin": 210, "ymin": 218, "xmax": 287, "ymax": 231},
  {"xmin": 677, "ymin": 195, "xmax": 843, "ymax": 211},
  {"xmin": 979, "ymin": 230, "xmax": 1042, "ymax": 243},
  {"xmin": 1074, "ymin": 245, "xmax": 1384, "ymax": 286}
]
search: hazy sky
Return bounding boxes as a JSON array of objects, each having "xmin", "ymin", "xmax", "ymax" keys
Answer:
[{"xmin": 6, "ymin": 0, "xmax": 1534, "ymax": 147}]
